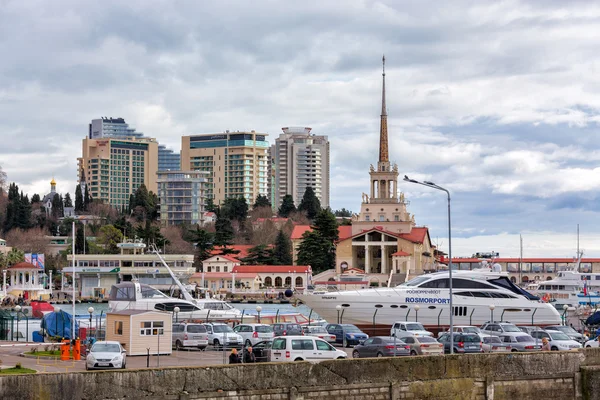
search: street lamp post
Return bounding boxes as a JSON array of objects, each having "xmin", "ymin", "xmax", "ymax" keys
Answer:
[
  {"xmin": 256, "ymin": 306, "xmax": 262, "ymax": 324},
  {"xmin": 14, "ymin": 305, "xmax": 21, "ymax": 342},
  {"xmin": 563, "ymin": 304, "xmax": 569, "ymax": 326},
  {"xmin": 54, "ymin": 306, "xmax": 60, "ymax": 339},
  {"xmin": 174, "ymin": 306, "xmax": 180, "ymax": 323},
  {"xmin": 414, "ymin": 305, "xmax": 420, "ymax": 322},
  {"xmin": 404, "ymin": 175, "xmax": 454, "ymax": 354},
  {"xmin": 88, "ymin": 307, "xmax": 94, "ymax": 339},
  {"xmin": 336, "ymin": 305, "xmax": 342, "ymax": 324},
  {"xmin": 489, "ymin": 304, "xmax": 495, "ymax": 323}
]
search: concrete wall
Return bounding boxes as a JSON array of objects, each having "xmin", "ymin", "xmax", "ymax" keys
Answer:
[{"xmin": 6, "ymin": 350, "xmax": 600, "ymax": 400}]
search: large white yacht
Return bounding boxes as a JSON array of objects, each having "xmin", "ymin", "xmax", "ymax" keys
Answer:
[
  {"xmin": 296, "ymin": 269, "xmax": 561, "ymax": 331},
  {"xmin": 108, "ymin": 281, "xmax": 242, "ymax": 320},
  {"xmin": 531, "ymin": 270, "xmax": 600, "ymax": 306}
]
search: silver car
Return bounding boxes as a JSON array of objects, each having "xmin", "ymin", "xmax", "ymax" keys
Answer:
[
  {"xmin": 499, "ymin": 334, "xmax": 541, "ymax": 352},
  {"xmin": 86, "ymin": 341, "xmax": 126, "ymax": 370},
  {"xmin": 481, "ymin": 334, "xmax": 511, "ymax": 352},
  {"xmin": 530, "ymin": 330, "xmax": 582, "ymax": 351}
]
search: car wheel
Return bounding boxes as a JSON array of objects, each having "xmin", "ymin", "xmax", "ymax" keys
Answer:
[
  {"xmin": 336, "ymin": 356, "xmax": 346, "ymax": 360},
  {"xmin": 511, "ymin": 349, "xmax": 518, "ymax": 352},
  {"xmin": 410, "ymin": 350, "xmax": 417, "ymax": 356},
  {"xmin": 245, "ymin": 340, "xmax": 252, "ymax": 347},
  {"xmin": 376, "ymin": 352, "xmax": 384, "ymax": 358},
  {"xmin": 352, "ymin": 350, "xmax": 360, "ymax": 358},
  {"xmin": 551, "ymin": 346, "xmax": 558, "ymax": 351},
  {"xmin": 294, "ymin": 358, "xmax": 303, "ymax": 362},
  {"xmin": 175, "ymin": 340, "xmax": 182, "ymax": 350},
  {"xmin": 587, "ymin": 345, "xmax": 592, "ymax": 348},
  {"xmin": 214, "ymin": 339, "xmax": 221, "ymax": 349}
]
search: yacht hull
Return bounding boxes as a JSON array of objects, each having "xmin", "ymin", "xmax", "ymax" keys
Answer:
[{"xmin": 108, "ymin": 301, "xmax": 242, "ymax": 321}]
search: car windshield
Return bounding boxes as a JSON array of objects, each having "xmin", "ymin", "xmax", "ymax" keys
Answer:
[
  {"xmin": 551, "ymin": 326, "xmax": 578, "ymax": 335},
  {"xmin": 406, "ymin": 323, "xmax": 425, "ymax": 331},
  {"xmin": 418, "ymin": 337, "xmax": 437, "ymax": 343},
  {"xmin": 256, "ymin": 326, "xmax": 273, "ymax": 333},
  {"xmin": 516, "ymin": 335, "xmax": 534, "ymax": 343},
  {"xmin": 462, "ymin": 335, "xmax": 480, "ymax": 342},
  {"xmin": 342, "ymin": 325, "xmax": 362, "ymax": 333},
  {"xmin": 462, "ymin": 327, "xmax": 481, "ymax": 334},
  {"xmin": 187, "ymin": 325, "xmax": 207, "ymax": 333},
  {"xmin": 212, "ymin": 325, "xmax": 233, "ymax": 333},
  {"xmin": 255, "ymin": 341, "xmax": 272, "ymax": 349},
  {"xmin": 501, "ymin": 325, "xmax": 521, "ymax": 332},
  {"xmin": 484, "ymin": 337, "xmax": 501, "ymax": 344},
  {"xmin": 92, "ymin": 343, "xmax": 121, "ymax": 353},
  {"xmin": 549, "ymin": 332, "xmax": 571, "ymax": 341}
]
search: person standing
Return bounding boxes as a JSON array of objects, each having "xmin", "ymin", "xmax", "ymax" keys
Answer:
[
  {"xmin": 541, "ymin": 337, "xmax": 551, "ymax": 351},
  {"xmin": 243, "ymin": 346, "xmax": 256, "ymax": 363},
  {"xmin": 229, "ymin": 348, "xmax": 241, "ymax": 364}
]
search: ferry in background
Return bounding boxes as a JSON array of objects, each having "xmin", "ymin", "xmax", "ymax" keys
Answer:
[{"xmin": 531, "ymin": 270, "xmax": 600, "ymax": 306}]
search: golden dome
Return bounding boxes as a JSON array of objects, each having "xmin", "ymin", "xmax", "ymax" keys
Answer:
[{"xmin": 50, "ymin": 178, "xmax": 56, "ymax": 185}]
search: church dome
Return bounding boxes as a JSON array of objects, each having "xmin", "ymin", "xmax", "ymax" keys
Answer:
[{"xmin": 50, "ymin": 178, "xmax": 56, "ymax": 185}]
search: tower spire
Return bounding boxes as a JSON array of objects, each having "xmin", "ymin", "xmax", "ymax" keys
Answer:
[{"xmin": 379, "ymin": 54, "xmax": 389, "ymax": 163}]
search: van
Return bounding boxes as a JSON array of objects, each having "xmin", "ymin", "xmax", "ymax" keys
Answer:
[
  {"xmin": 270, "ymin": 336, "xmax": 347, "ymax": 362},
  {"xmin": 172, "ymin": 323, "xmax": 209, "ymax": 350},
  {"xmin": 232, "ymin": 323, "xmax": 275, "ymax": 346},
  {"xmin": 390, "ymin": 321, "xmax": 433, "ymax": 338}
]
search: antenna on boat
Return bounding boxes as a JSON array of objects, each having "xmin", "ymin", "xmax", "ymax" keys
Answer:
[{"xmin": 149, "ymin": 243, "xmax": 197, "ymax": 304}]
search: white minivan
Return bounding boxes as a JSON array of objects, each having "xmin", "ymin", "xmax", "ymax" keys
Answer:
[
  {"xmin": 270, "ymin": 335, "xmax": 347, "ymax": 362},
  {"xmin": 390, "ymin": 321, "xmax": 434, "ymax": 338},
  {"xmin": 232, "ymin": 323, "xmax": 275, "ymax": 346}
]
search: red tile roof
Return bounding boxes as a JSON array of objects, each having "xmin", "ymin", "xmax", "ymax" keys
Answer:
[
  {"xmin": 9, "ymin": 262, "xmax": 37, "ymax": 270},
  {"xmin": 392, "ymin": 251, "xmax": 410, "ymax": 257},
  {"xmin": 290, "ymin": 225, "xmax": 354, "ymax": 241},
  {"xmin": 399, "ymin": 227, "xmax": 429, "ymax": 244},
  {"xmin": 206, "ymin": 255, "xmax": 241, "ymax": 264},
  {"xmin": 338, "ymin": 225, "xmax": 353, "ymax": 241},
  {"xmin": 232, "ymin": 265, "xmax": 311, "ymax": 274},
  {"xmin": 191, "ymin": 272, "xmax": 256, "ymax": 279}
]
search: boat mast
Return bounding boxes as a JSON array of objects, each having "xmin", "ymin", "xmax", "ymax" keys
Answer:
[
  {"xmin": 519, "ymin": 234, "xmax": 523, "ymax": 285},
  {"xmin": 577, "ymin": 224, "xmax": 580, "ymax": 273},
  {"xmin": 150, "ymin": 244, "xmax": 196, "ymax": 303}
]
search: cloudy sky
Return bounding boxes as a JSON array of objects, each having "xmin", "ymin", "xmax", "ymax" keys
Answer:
[{"xmin": 1, "ymin": 0, "xmax": 600, "ymax": 258}]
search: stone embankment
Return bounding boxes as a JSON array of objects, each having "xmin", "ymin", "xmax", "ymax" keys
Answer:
[{"xmin": 3, "ymin": 349, "xmax": 600, "ymax": 399}]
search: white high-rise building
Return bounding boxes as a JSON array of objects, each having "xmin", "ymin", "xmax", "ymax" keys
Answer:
[{"xmin": 273, "ymin": 127, "xmax": 330, "ymax": 209}]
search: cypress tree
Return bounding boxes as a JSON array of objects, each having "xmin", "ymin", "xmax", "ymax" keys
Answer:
[
  {"xmin": 273, "ymin": 229, "xmax": 292, "ymax": 265},
  {"xmin": 63, "ymin": 192, "xmax": 73, "ymax": 208},
  {"xmin": 278, "ymin": 195, "xmax": 296, "ymax": 218},
  {"xmin": 75, "ymin": 184, "xmax": 84, "ymax": 212},
  {"xmin": 298, "ymin": 186, "xmax": 321, "ymax": 220}
]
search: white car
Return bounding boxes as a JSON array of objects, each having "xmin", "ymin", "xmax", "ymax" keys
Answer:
[
  {"xmin": 270, "ymin": 336, "xmax": 347, "ymax": 362},
  {"xmin": 86, "ymin": 341, "xmax": 126, "ymax": 370},
  {"xmin": 438, "ymin": 325, "xmax": 482, "ymax": 338},
  {"xmin": 172, "ymin": 323, "xmax": 209, "ymax": 350},
  {"xmin": 202, "ymin": 323, "xmax": 243, "ymax": 348},
  {"xmin": 232, "ymin": 323, "xmax": 275, "ymax": 346},
  {"xmin": 391, "ymin": 321, "xmax": 433, "ymax": 338},
  {"xmin": 302, "ymin": 325, "xmax": 337, "ymax": 343},
  {"xmin": 531, "ymin": 330, "xmax": 582, "ymax": 351},
  {"xmin": 584, "ymin": 337, "xmax": 599, "ymax": 348}
]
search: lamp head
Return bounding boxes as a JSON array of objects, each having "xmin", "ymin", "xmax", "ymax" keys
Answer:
[
  {"xmin": 173, "ymin": 306, "xmax": 181, "ymax": 313},
  {"xmin": 87, "ymin": 306, "xmax": 94, "ymax": 314},
  {"xmin": 256, "ymin": 305, "xmax": 262, "ymax": 313},
  {"xmin": 414, "ymin": 305, "xmax": 420, "ymax": 311},
  {"xmin": 14, "ymin": 305, "xmax": 21, "ymax": 312},
  {"xmin": 336, "ymin": 305, "xmax": 342, "ymax": 311},
  {"xmin": 54, "ymin": 307, "xmax": 61, "ymax": 313},
  {"xmin": 563, "ymin": 304, "xmax": 569, "ymax": 311},
  {"xmin": 489, "ymin": 304, "xmax": 496, "ymax": 310}
]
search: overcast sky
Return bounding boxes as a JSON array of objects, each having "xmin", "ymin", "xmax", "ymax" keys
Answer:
[{"xmin": 1, "ymin": 0, "xmax": 599, "ymax": 258}]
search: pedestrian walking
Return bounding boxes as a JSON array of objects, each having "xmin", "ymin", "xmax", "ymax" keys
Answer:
[
  {"xmin": 229, "ymin": 348, "xmax": 241, "ymax": 364},
  {"xmin": 541, "ymin": 337, "xmax": 551, "ymax": 351},
  {"xmin": 243, "ymin": 346, "xmax": 256, "ymax": 363}
]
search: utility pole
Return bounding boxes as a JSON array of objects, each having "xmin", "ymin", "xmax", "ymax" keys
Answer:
[{"xmin": 519, "ymin": 235, "xmax": 523, "ymax": 285}]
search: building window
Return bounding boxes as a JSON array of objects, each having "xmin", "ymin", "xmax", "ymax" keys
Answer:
[
  {"xmin": 379, "ymin": 215, "xmax": 385, "ymax": 221},
  {"xmin": 207, "ymin": 267, "xmax": 212, "ymax": 272},
  {"xmin": 394, "ymin": 215, "xmax": 399, "ymax": 221},
  {"xmin": 115, "ymin": 321, "xmax": 123, "ymax": 335},
  {"xmin": 365, "ymin": 215, "xmax": 370, "ymax": 221},
  {"xmin": 140, "ymin": 321, "xmax": 165, "ymax": 336},
  {"xmin": 224, "ymin": 266, "xmax": 228, "ymax": 272}
]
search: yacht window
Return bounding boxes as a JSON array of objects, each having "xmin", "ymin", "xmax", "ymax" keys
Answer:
[
  {"xmin": 452, "ymin": 279, "xmax": 495, "ymax": 289},
  {"xmin": 559, "ymin": 285, "xmax": 565, "ymax": 290},
  {"xmin": 488, "ymin": 277, "xmax": 539, "ymax": 300},
  {"xmin": 399, "ymin": 276, "xmax": 431, "ymax": 287},
  {"xmin": 471, "ymin": 292, "xmax": 492, "ymax": 298},
  {"xmin": 419, "ymin": 279, "xmax": 449, "ymax": 288},
  {"xmin": 454, "ymin": 292, "xmax": 473, "ymax": 297}
]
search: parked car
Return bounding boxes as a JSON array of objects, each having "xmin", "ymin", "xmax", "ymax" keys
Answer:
[
  {"xmin": 517, "ymin": 326, "xmax": 540, "ymax": 335},
  {"xmin": 543, "ymin": 325, "xmax": 586, "ymax": 344},
  {"xmin": 351, "ymin": 336, "xmax": 411, "ymax": 358},
  {"xmin": 530, "ymin": 330, "xmax": 582, "ymax": 351},
  {"xmin": 584, "ymin": 337, "xmax": 600, "ymax": 348},
  {"xmin": 390, "ymin": 321, "xmax": 433, "ymax": 337},
  {"xmin": 85, "ymin": 341, "xmax": 126, "ymax": 370},
  {"xmin": 438, "ymin": 325, "xmax": 482, "ymax": 338},
  {"xmin": 480, "ymin": 322, "xmax": 523, "ymax": 338},
  {"xmin": 272, "ymin": 323, "xmax": 303, "ymax": 336},
  {"xmin": 251, "ymin": 340, "xmax": 273, "ymax": 362},
  {"xmin": 402, "ymin": 335, "xmax": 444, "ymax": 356},
  {"xmin": 325, "ymin": 324, "xmax": 369, "ymax": 346},
  {"xmin": 172, "ymin": 323, "xmax": 209, "ymax": 350},
  {"xmin": 302, "ymin": 325, "xmax": 337, "ymax": 342},
  {"xmin": 232, "ymin": 323, "xmax": 275, "ymax": 346},
  {"xmin": 202, "ymin": 323, "xmax": 243, "ymax": 348},
  {"xmin": 437, "ymin": 333, "xmax": 483, "ymax": 354},
  {"xmin": 480, "ymin": 334, "xmax": 511, "ymax": 353},
  {"xmin": 270, "ymin": 336, "xmax": 347, "ymax": 362},
  {"xmin": 499, "ymin": 334, "xmax": 542, "ymax": 352}
]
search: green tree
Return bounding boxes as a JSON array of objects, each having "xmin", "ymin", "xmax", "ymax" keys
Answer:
[
  {"xmin": 296, "ymin": 208, "xmax": 338, "ymax": 273},
  {"xmin": 205, "ymin": 197, "xmax": 217, "ymax": 213},
  {"xmin": 298, "ymin": 187, "xmax": 321, "ymax": 220},
  {"xmin": 74, "ymin": 223, "xmax": 87, "ymax": 254},
  {"xmin": 135, "ymin": 220, "xmax": 169, "ymax": 249},
  {"xmin": 334, "ymin": 208, "xmax": 353, "ymax": 217},
  {"xmin": 214, "ymin": 212, "xmax": 234, "ymax": 249},
  {"xmin": 273, "ymin": 229, "xmax": 292, "ymax": 265},
  {"xmin": 221, "ymin": 197, "xmax": 248, "ymax": 223},
  {"xmin": 96, "ymin": 225, "xmax": 124, "ymax": 254},
  {"xmin": 51, "ymin": 194, "xmax": 63, "ymax": 219},
  {"xmin": 241, "ymin": 244, "xmax": 275, "ymax": 265},
  {"xmin": 113, "ymin": 215, "xmax": 134, "ymax": 239},
  {"xmin": 31, "ymin": 193, "xmax": 41, "ymax": 203},
  {"xmin": 253, "ymin": 194, "xmax": 271, "ymax": 209},
  {"xmin": 278, "ymin": 195, "xmax": 296, "ymax": 218},
  {"xmin": 187, "ymin": 226, "xmax": 214, "ymax": 272},
  {"xmin": 17, "ymin": 192, "xmax": 32, "ymax": 229},
  {"xmin": 63, "ymin": 192, "xmax": 73, "ymax": 208},
  {"xmin": 5, "ymin": 248, "xmax": 25, "ymax": 266},
  {"xmin": 75, "ymin": 184, "xmax": 84, "ymax": 212},
  {"xmin": 84, "ymin": 184, "xmax": 92, "ymax": 211}
]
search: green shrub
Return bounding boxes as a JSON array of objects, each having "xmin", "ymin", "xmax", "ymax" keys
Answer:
[{"xmin": 15, "ymin": 363, "xmax": 22, "ymax": 369}]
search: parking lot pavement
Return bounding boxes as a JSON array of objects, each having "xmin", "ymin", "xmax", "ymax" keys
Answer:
[{"xmin": 0, "ymin": 344, "xmax": 356, "ymax": 373}]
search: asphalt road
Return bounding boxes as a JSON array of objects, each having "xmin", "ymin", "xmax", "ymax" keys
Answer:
[{"xmin": 0, "ymin": 343, "xmax": 355, "ymax": 373}]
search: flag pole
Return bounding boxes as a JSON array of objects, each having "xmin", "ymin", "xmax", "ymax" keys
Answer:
[{"xmin": 72, "ymin": 221, "xmax": 76, "ymax": 340}]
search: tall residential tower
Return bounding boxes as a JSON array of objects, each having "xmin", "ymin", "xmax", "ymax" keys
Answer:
[{"xmin": 272, "ymin": 127, "xmax": 330, "ymax": 209}]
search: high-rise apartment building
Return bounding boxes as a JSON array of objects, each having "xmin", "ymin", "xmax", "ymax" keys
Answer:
[
  {"xmin": 273, "ymin": 127, "xmax": 330, "ymax": 209},
  {"xmin": 180, "ymin": 131, "xmax": 269, "ymax": 205},
  {"xmin": 156, "ymin": 171, "xmax": 208, "ymax": 226},
  {"xmin": 88, "ymin": 117, "xmax": 181, "ymax": 173},
  {"xmin": 78, "ymin": 137, "xmax": 158, "ymax": 208}
]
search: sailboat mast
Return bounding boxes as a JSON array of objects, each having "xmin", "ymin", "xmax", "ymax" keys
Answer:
[
  {"xmin": 519, "ymin": 234, "xmax": 523, "ymax": 285},
  {"xmin": 577, "ymin": 224, "xmax": 580, "ymax": 273}
]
